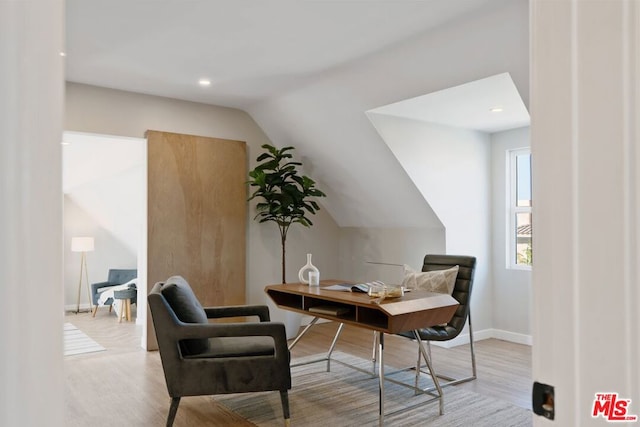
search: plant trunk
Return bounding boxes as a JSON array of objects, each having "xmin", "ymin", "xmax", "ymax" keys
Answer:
[{"xmin": 280, "ymin": 228, "xmax": 287, "ymax": 284}]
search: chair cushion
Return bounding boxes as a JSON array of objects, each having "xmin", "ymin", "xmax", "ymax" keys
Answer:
[
  {"xmin": 183, "ymin": 336, "xmax": 275, "ymax": 359},
  {"xmin": 402, "ymin": 265, "xmax": 459, "ymax": 295},
  {"xmin": 161, "ymin": 276, "xmax": 210, "ymax": 356},
  {"xmin": 397, "ymin": 324, "xmax": 458, "ymax": 341},
  {"xmin": 113, "ymin": 288, "xmax": 137, "ymax": 300}
]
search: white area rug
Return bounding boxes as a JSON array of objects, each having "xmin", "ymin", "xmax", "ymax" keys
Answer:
[
  {"xmin": 217, "ymin": 352, "xmax": 532, "ymax": 426},
  {"xmin": 64, "ymin": 323, "xmax": 105, "ymax": 356}
]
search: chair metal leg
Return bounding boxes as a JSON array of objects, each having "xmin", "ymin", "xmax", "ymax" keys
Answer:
[
  {"xmin": 280, "ymin": 390, "xmax": 290, "ymax": 426},
  {"xmin": 468, "ymin": 309, "xmax": 477, "ymax": 379},
  {"xmin": 414, "ymin": 330, "xmax": 444, "ymax": 415},
  {"xmin": 377, "ymin": 332, "xmax": 385, "ymax": 426},
  {"xmin": 166, "ymin": 397, "xmax": 180, "ymax": 427},
  {"xmin": 414, "ymin": 313, "xmax": 477, "ymax": 392}
]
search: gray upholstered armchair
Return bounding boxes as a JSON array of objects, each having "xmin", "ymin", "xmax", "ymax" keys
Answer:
[
  {"xmin": 90, "ymin": 268, "xmax": 137, "ymax": 316},
  {"xmin": 148, "ymin": 276, "xmax": 291, "ymax": 427}
]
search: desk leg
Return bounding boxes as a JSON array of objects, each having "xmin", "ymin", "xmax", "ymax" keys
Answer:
[
  {"xmin": 378, "ymin": 331, "xmax": 385, "ymax": 427},
  {"xmin": 414, "ymin": 330, "xmax": 444, "ymax": 415},
  {"xmin": 288, "ymin": 317, "xmax": 319, "ymax": 351},
  {"xmin": 326, "ymin": 323, "xmax": 344, "ymax": 372},
  {"xmin": 372, "ymin": 332, "xmax": 379, "ymax": 375}
]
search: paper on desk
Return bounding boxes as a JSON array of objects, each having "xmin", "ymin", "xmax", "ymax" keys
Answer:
[{"xmin": 322, "ymin": 283, "xmax": 354, "ymax": 291}]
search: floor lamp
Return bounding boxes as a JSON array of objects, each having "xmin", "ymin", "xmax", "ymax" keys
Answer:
[{"xmin": 72, "ymin": 236, "xmax": 95, "ymax": 314}]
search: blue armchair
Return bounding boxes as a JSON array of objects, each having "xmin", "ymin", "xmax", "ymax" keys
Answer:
[{"xmin": 91, "ymin": 269, "xmax": 137, "ymax": 317}]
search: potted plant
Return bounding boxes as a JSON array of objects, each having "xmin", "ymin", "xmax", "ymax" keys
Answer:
[{"xmin": 248, "ymin": 144, "xmax": 326, "ymax": 283}]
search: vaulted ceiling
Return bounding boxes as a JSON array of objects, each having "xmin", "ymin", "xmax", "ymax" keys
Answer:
[{"xmin": 65, "ymin": 0, "xmax": 530, "ymax": 228}]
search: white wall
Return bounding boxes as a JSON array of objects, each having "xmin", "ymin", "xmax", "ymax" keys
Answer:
[
  {"xmin": 339, "ymin": 227, "xmax": 445, "ymax": 285},
  {"xmin": 0, "ymin": 1, "xmax": 64, "ymax": 425},
  {"xmin": 531, "ymin": 1, "xmax": 639, "ymax": 425},
  {"xmin": 490, "ymin": 127, "xmax": 531, "ymax": 343},
  {"xmin": 62, "ymin": 133, "xmax": 144, "ymax": 311},
  {"xmin": 64, "ymin": 83, "xmax": 341, "ymax": 328},
  {"xmin": 366, "ymin": 114, "xmax": 493, "ymax": 339}
]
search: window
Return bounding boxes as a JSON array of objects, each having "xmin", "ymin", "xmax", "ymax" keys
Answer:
[{"xmin": 508, "ymin": 149, "xmax": 532, "ymax": 269}]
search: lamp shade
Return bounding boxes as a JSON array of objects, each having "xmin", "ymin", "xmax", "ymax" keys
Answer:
[{"xmin": 71, "ymin": 236, "xmax": 94, "ymax": 252}]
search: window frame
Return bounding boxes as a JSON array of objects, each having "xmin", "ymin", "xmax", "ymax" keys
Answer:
[{"xmin": 507, "ymin": 148, "xmax": 532, "ymax": 270}]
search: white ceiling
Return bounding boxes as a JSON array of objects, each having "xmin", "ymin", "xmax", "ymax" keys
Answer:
[
  {"xmin": 369, "ymin": 72, "xmax": 530, "ymax": 133},
  {"xmin": 65, "ymin": 0, "xmax": 499, "ymax": 109}
]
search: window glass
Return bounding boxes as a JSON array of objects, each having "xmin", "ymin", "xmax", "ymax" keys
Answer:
[
  {"xmin": 516, "ymin": 154, "xmax": 531, "ymax": 207},
  {"xmin": 515, "ymin": 212, "xmax": 532, "ymax": 266},
  {"xmin": 509, "ymin": 149, "xmax": 532, "ymax": 269}
]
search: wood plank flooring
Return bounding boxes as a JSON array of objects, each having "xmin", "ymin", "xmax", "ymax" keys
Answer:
[{"xmin": 64, "ymin": 309, "xmax": 531, "ymax": 426}]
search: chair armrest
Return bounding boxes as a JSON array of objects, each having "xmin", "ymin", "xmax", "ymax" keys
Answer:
[
  {"xmin": 170, "ymin": 322, "xmax": 288, "ymax": 358},
  {"xmin": 91, "ymin": 281, "xmax": 114, "ymax": 293},
  {"xmin": 203, "ymin": 305, "xmax": 270, "ymax": 322},
  {"xmin": 90, "ymin": 281, "xmax": 115, "ymax": 304}
]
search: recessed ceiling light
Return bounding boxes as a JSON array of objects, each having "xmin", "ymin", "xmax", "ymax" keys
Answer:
[
  {"xmin": 198, "ymin": 78, "xmax": 211, "ymax": 87},
  {"xmin": 490, "ymin": 106, "xmax": 504, "ymax": 113},
  {"xmin": 61, "ymin": 141, "xmax": 70, "ymax": 145},
  {"xmin": 59, "ymin": 52, "xmax": 66, "ymax": 57}
]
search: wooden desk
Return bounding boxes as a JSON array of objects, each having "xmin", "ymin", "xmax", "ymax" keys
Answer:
[{"xmin": 265, "ymin": 280, "xmax": 459, "ymax": 426}]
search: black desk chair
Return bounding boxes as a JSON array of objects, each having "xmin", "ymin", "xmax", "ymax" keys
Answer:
[
  {"xmin": 148, "ymin": 276, "xmax": 291, "ymax": 426},
  {"xmin": 396, "ymin": 254, "xmax": 477, "ymax": 392}
]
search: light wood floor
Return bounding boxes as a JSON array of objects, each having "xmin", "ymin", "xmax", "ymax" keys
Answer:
[{"xmin": 65, "ymin": 309, "xmax": 531, "ymax": 426}]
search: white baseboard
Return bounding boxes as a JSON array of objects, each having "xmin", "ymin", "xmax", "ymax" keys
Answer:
[
  {"xmin": 490, "ymin": 328, "xmax": 533, "ymax": 346},
  {"xmin": 64, "ymin": 303, "xmax": 92, "ymax": 313},
  {"xmin": 429, "ymin": 328, "xmax": 491, "ymax": 348},
  {"xmin": 64, "ymin": 303, "xmax": 118, "ymax": 318},
  {"xmin": 430, "ymin": 328, "xmax": 531, "ymax": 348},
  {"xmin": 66, "ymin": 303, "xmax": 143, "ymax": 330}
]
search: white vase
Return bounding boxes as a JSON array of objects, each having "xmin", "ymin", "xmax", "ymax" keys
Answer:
[{"xmin": 298, "ymin": 253, "xmax": 320, "ymax": 286}]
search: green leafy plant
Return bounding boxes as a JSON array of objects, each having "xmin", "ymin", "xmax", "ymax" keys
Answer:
[
  {"xmin": 248, "ymin": 144, "xmax": 326, "ymax": 283},
  {"xmin": 517, "ymin": 242, "xmax": 533, "ymax": 266}
]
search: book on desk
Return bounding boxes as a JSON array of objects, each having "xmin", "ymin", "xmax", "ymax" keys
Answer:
[
  {"xmin": 307, "ymin": 305, "xmax": 352, "ymax": 316},
  {"xmin": 322, "ymin": 281, "xmax": 384, "ymax": 293}
]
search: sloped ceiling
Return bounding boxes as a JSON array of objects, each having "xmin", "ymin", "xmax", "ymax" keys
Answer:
[
  {"xmin": 247, "ymin": 1, "xmax": 529, "ymax": 227},
  {"xmin": 64, "ymin": 0, "xmax": 529, "ymax": 228}
]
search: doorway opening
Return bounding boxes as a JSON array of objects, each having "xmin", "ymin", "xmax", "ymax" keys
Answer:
[{"xmin": 62, "ymin": 131, "xmax": 146, "ymax": 350}]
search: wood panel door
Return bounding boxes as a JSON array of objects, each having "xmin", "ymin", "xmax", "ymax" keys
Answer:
[{"xmin": 146, "ymin": 130, "xmax": 246, "ymax": 348}]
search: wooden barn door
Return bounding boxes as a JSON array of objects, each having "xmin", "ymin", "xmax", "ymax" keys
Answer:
[{"xmin": 145, "ymin": 130, "xmax": 246, "ymax": 349}]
